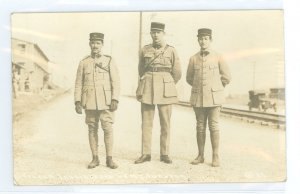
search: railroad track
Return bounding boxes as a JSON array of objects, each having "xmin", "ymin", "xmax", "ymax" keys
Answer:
[
  {"xmin": 124, "ymin": 96, "xmax": 285, "ymax": 126},
  {"xmin": 177, "ymin": 101, "xmax": 285, "ymax": 125}
]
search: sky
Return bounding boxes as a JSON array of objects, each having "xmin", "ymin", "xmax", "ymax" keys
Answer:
[{"xmin": 11, "ymin": 10, "xmax": 284, "ymax": 99}]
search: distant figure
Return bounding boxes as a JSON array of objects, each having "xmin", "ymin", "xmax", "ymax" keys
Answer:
[
  {"xmin": 186, "ymin": 28, "xmax": 231, "ymax": 167},
  {"xmin": 135, "ymin": 22, "xmax": 182, "ymax": 164},
  {"xmin": 74, "ymin": 33, "xmax": 120, "ymax": 169},
  {"xmin": 12, "ymin": 69, "xmax": 20, "ymax": 98}
]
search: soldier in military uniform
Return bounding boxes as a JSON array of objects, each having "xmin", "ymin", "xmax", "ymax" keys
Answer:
[
  {"xmin": 74, "ymin": 33, "xmax": 120, "ymax": 169},
  {"xmin": 135, "ymin": 22, "xmax": 182, "ymax": 164},
  {"xmin": 186, "ymin": 28, "xmax": 231, "ymax": 167}
]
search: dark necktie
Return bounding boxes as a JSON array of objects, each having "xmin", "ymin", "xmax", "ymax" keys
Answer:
[
  {"xmin": 153, "ymin": 44, "xmax": 162, "ymax": 49},
  {"xmin": 91, "ymin": 53, "xmax": 101, "ymax": 58},
  {"xmin": 200, "ymin": 50, "xmax": 209, "ymax": 56}
]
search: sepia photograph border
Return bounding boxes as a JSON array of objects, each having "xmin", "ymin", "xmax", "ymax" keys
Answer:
[{"xmin": 1, "ymin": 0, "xmax": 300, "ymax": 193}]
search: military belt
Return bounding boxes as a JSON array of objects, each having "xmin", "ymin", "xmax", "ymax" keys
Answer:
[{"xmin": 146, "ymin": 67, "xmax": 171, "ymax": 72}]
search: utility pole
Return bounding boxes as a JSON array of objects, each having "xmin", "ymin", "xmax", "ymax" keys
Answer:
[
  {"xmin": 253, "ymin": 61, "xmax": 256, "ymax": 90},
  {"xmin": 139, "ymin": 12, "xmax": 142, "ymax": 55}
]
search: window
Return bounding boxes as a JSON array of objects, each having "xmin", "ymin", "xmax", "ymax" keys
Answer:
[{"xmin": 17, "ymin": 44, "xmax": 26, "ymax": 53}]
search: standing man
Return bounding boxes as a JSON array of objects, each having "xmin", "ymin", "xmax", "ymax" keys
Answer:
[
  {"xmin": 135, "ymin": 22, "xmax": 181, "ymax": 164},
  {"xmin": 186, "ymin": 28, "xmax": 231, "ymax": 167},
  {"xmin": 74, "ymin": 32, "xmax": 120, "ymax": 169},
  {"xmin": 12, "ymin": 68, "xmax": 20, "ymax": 98}
]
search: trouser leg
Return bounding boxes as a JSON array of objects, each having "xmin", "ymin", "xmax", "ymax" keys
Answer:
[
  {"xmin": 99, "ymin": 110, "xmax": 114, "ymax": 157},
  {"xmin": 88, "ymin": 126, "xmax": 99, "ymax": 156},
  {"xmin": 158, "ymin": 104, "xmax": 172, "ymax": 156},
  {"xmin": 85, "ymin": 110, "xmax": 100, "ymax": 169},
  {"xmin": 141, "ymin": 103, "xmax": 155, "ymax": 155},
  {"xmin": 85, "ymin": 110, "xmax": 100, "ymax": 157},
  {"xmin": 193, "ymin": 107, "xmax": 208, "ymax": 158},
  {"xmin": 100, "ymin": 109, "xmax": 118, "ymax": 169},
  {"xmin": 208, "ymin": 106, "xmax": 221, "ymax": 167}
]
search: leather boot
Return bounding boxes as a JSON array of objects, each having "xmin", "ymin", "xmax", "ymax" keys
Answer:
[
  {"xmin": 160, "ymin": 155, "xmax": 172, "ymax": 164},
  {"xmin": 106, "ymin": 156, "xmax": 118, "ymax": 169},
  {"xmin": 88, "ymin": 155, "xmax": 99, "ymax": 169},
  {"xmin": 211, "ymin": 131, "xmax": 220, "ymax": 167},
  {"xmin": 191, "ymin": 131, "xmax": 205, "ymax": 165},
  {"xmin": 87, "ymin": 128, "xmax": 99, "ymax": 169},
  {"xmin": 134, "ymin": 154, "xmax": 151, "ymax": 164}
]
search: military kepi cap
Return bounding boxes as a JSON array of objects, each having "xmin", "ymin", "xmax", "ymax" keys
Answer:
[
  {"xmin": 89, "ymin": 32, "xmax": 104, "ymax": 41},
  {"xmin": 151, "ymin": 22, "xmax": 165, "ymax": 31},
  {"xmin": 197, "ymin": 28, "xmax": 212, "ymax": 37}
]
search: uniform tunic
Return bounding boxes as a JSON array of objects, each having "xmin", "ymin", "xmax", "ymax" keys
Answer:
[
  {"xmin": 186, "ymin": 49, "xmax": 231, "ymax": 107},
  {"xmin": 137, "ymin": 44, "xmax": 181, "ymax": 105},
  {"xmin": 74, "ymin": 54, "xmax": 120, "ymax": 110}
]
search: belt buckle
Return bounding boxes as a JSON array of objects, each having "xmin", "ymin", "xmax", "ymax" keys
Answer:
[{"xmin": 153, "ymin": 67, "xmax": 158, "ymax": 72}]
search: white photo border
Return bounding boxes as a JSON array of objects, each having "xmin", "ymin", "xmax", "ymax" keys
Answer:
[{"xmin": 2, "ymin": 0, "xmax": 300, "ymax": 193}]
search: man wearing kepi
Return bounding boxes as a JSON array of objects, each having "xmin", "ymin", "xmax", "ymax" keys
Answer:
[
  {"xmin": 186, "ymin": 28, "xmax": 231, "ymax": 167},
  {"xmin": 135, "ymin": 22, "xmax": 181, "ymax": 164},
  {"xmin": 74, "ymin": 32, "xmax": 120, "ymax": 169}
]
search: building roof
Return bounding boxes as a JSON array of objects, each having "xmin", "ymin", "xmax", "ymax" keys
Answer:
[
  {"xmin": 12, "ymin": 37, "xmax": 51, "ymax": 73},
  {"xmin": 12, "ymin": 38, "xmax": 50, "ymax": 61}
]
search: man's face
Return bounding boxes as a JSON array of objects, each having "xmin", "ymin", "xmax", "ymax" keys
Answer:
[
  {"xmin": 150, "ymin": 30, "xmax": 165, "ymax": 45},
  {"xmin": 198, "ymin": 35, "xmax": 212, "ymax": 50},
  {"xmin": 89, "ymin": 40, "xmax": 103, "ymax": 54}
]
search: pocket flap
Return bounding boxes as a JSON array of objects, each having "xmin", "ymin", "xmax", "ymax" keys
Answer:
[
  {"xmin": 163, "ymin": 76, "xmax": 174, "ymax": 83},
  {"xmin": 193, "ymin": 65, "xmax": 200, "ymax": 70},
  {"xmin": 84, "ymin": 68, "xmax": 92, "ymax": 74},
  {"xmin": 192, "ymin": 88, "xmax": 200, "ymax": 93},
  {"xmin": 209, "ymin": 64, "xmax": 218, "ymax": 69},
  {"xmin": 144, "ymin": 53, "xmax": 154, "ymax": 58}
]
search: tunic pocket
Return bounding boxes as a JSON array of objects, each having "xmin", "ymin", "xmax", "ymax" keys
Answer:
[
  {"xmin": 95, "ymin": 68, "xmax": 105, "ymax": 80},
  {"xmin": 144, "ymin": 53, "xmax": 154, "ymax": 64},
  {"xmin": 136, "ymin": 77, "xmax": 146, "ymax": 98},
  {"xmin": 194, "ymin": 65, "xmax": 200, "ymax": 70},
  {"xmin": 81, "ymin": 87, "xmax": 88, "ymax": 108},
  {"xmin": 103, "ymin": 84, "xmax": 112, "ymax": 105},
  {"xmin": 211, "ymin": 90, "xmax": 225, "ymax": 105},
  {"xmin": 211, "ymin": 77, "xmax": 225, "ymax": 105},
  {"xmin": 209, "ymin": 64, "xmax": 218, "ymax": 69},
  {"xmin": 164, "ymin": 56, "xmax": 172, "ymax": 65},
  {"xmin": 84, "ymin": 69, "xmax": 92, "ymax": 82},
  {"xmin": 163, "ymin": 76, "xmax": 177, "ymax": 97}
]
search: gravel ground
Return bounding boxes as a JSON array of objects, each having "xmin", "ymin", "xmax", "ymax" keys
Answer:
[{"xmin": 13, "ymin": 93, "xmax": 286, "ymax": 185}]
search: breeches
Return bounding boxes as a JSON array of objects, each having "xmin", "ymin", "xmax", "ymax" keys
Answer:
[
  {"xmin": 85, "ymin": 109, "xmax": 114, "ymax": 156},
  {"xmin": 193, "ymin": 106, "xmax": 221, "ymax": 133}
]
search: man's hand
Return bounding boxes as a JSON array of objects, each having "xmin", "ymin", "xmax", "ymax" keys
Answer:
[
  {"xmin": 75, "ymin": 101, "xmax": 82, "ymax": 114},
  {"xmin": 110, "ymin": 99, "xmax": 118, "ymax": 112},
  {"xmin": 222, "ymin": 82, "xmax": 226, "ymax": 87}
]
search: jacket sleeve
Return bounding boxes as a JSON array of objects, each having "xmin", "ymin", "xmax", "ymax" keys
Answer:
[
  {"xmin": 171, "ymin": 48, "xmax": 182, "ymax": 84},
  {"xmin": 186, "ymin": 57, "xmax": 194, "ymax": 86},
  {"xmin": 74, "ymin": 61, "xmax": 84, "ymax": 104},
  {"xmin": 138, "ymin": 48, "xmax": 145, "ymax": 77},
  {"xmin": 218, "ymin": 55, "xmax": 231, "ymax": 86},
  {"xmin": 109, "ymin": 58, "xmax": 121, "ymax": 101}
]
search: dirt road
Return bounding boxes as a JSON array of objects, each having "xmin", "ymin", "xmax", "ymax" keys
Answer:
[{"xmin": 13, "ymin": 93, "xmax": 286, "ymax": 185}]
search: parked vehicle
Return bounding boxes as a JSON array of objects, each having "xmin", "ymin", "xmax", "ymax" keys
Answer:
[{"xmin": 248, "ymin": 90, "xmax": 277, "ymax": 112}]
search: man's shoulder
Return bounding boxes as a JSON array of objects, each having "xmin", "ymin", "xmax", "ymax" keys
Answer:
[
  {"xmin": 80, "ymin": 55, "xmax": 91, "ymax": 63},
  {"xmin": 103, "ymin": 54, "xmax": 112, "ymax": 60},
  {"xmin": 190, "ymin": 51, "xmax": 200, "ymax": 59},
  {"xmin": 166, "ymin": 44, "xmax": 177, "ymax": 52},
  {"xmin": 142, "ymin": 44, "xmax": 153, "ymax": 50},
  {"xmin": 166, "ymin": 44, "xmax": 175, "ymax": 48}
]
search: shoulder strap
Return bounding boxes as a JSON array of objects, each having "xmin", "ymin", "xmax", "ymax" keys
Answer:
[
  {"xmin": 144, "ymin": 45, "xmax": 169, "ymax": 69},
  {"xmin": 96, "ymin": 55, "xmax": 111, "ymax": 72}
]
